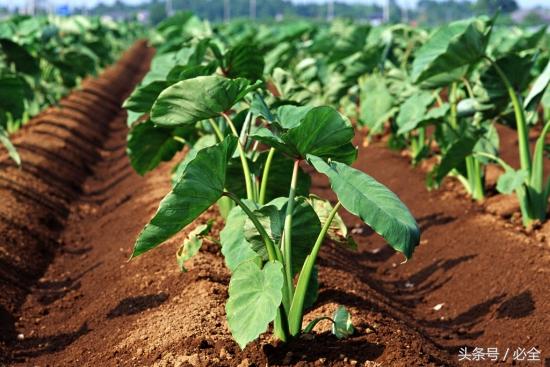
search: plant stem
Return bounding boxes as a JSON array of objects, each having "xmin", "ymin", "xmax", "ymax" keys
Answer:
[
  {"xmin": 461, "ymin": 77, "xmax": 475, "ymax": 99},
  {"xmin": 288, "ymin": 202, "xmax": 341, "ymax": 336},
  {"xmin": 485, "ymin": 56, "xmax": 532, "ymax": 174},
  {"xmin": 281, "ymin": 159, "xmax": 300, "ymax": 303},
  {"xmin": 303, "ymin": 316, "xmax": 334, "ymax": 334},
  {"xmin": 222, "ymin": 192, "xmax": 278, "ymax": 262},
  {"xmin": 173, "ymin": 136, "xmax": 186, "ymax": 144},
  {"xmin": 411, "ymin": 127, "xmax": 426, "ymax": 165},
  {"xmin": 221, "ymin": 113, "xmax": 255, "ymax": 201},
  {"xmin": 259, "ymin": 147, "xmax": 276, "ymax": 205},
  {"xmin": 449, "ymin": 82, "xmax": 459, "ymax": 130},
  {"xmin": 465, "ymin": 156, "xmax": 484, "ymax": 201},
  {"xmin": 208, "ymin": 118, "xmax": 225, "ymax": 142},
  {"xmin": 222, "ymin": 191, "xmax": 292, "ymax": 342}
]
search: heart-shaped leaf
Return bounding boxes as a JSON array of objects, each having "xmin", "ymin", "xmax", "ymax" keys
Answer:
[
  {"xmin": 0, "ymin": 39, "xmax": 39, "ymax": 75},
  {"xmin": 127, "ymin": 120, "xmax": 186, "ymax": 176},
  {"xmin": 226, "ymin": 260, "xmax": 284, "ymax": 349},
  {"xmin": 220, "ymin": 204, "xmax": 259, "ymax": 272},
  {"xmin": 411, "ymin": 17, "xmax": 493, "ymax": 87},
  {"xmin": 285, "ymin": 106, "xmax": 354, "ymax": 159},
  {"xmin": 123, "ymin": 81, "xmax": 168, "ymax": 113},
  {"xmin": 331, "ymin": 306, "xmax": 354, "ymax": 339},
  {"xmin": 497, "ymin": 169, "xmax": 528, "ymax": 194},
  {"xmin": 151, "ymin": 75, "xmax": 261, "ymax": 127},
  {"xmin": 524, "ymin": 60, "xmax": 550, "ymax": 111},
  {"xmin": 359, "ymin": 74, "xmax": 396, "ymax": 131},
  {"xmin": 429, "ymin": 131, "xmax": 481, "ymax": 186},
  {"xmin": 224, "ymin": 42, "xmax": 265, "ymax": 81},
  {"xmin": 250, "ymin": 106, "xmax": 356, "ymax": 163},
  {"xmin": 308, "ymin": 155, "xmax": 419, "ymax": 258},
  {"xmin": 395, "ymin": 91, "xmax": 435, "ymax": 135},
  {"xmin": 131, "ymin": 136, "xmax": 237, "ymax": 257},
  {"xmin": 171, "ymin": 135, "xmax": 217, "ymax": 186}
]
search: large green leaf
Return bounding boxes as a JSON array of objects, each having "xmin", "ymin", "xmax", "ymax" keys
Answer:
[
  {"xmin": 285, "ymin": 106, "xmax": 355, "ymax": 160},
  {"xmin": 524, "ymin": 60, "xmax": 550, "ymax": 111},
  {"xmin": 171, "ymin": 135, "xmax": 217, "ymax": 186},
  {"xmin": 131, "ymin": 136, "xmax": 237, "ymax": 257},
  {"xmin": 151, "ymin": 75, "xmax": 260, "ymax": 126},
  {"xmin": 220, "ymin": 204, "xmax": 259, "ymax": 272},
  {"xmin": 226, "ymin": 260, "xmax": 284, "ymax": 349},
  {"xmin": 250, "ymin": 106, "xmax": 356, "ymax": 163},
  {"xmin": 0, "ymin": 39, "xmax": 39, "ymax": 75},
  {"xmin": 0, "ymin": 73, "xmax": 26, "ymax": 120},
  {"xmin": 429, "ymin": 131, "xmax": 481, "ymax": 185},
  {"xmin": 395, "ymin": 91, "xmax": 435, "ymax": 135},
  {"xmin": 0, "ymin": 125, "xmax": 20, "ymax": 166},
  {"xmin": 308, "ymin": 155, "xmax": 419, "ymax": 258},
  {"xmin": 123, "ymin": 81, "xmax": 168, "ymax": 113},
  {"xmin": 224, "ymin": 42, "xmax": 265, "ymax": 81},
  {"xmin": 497, "ymin": 169, "xmax": 528, "ymax": 194},
  {"xmin": 359, "ymin": 74, "xmax": 396, "ymax": 131},
  {"xmin": 127, "ymin": 120, "xmax": 185, "ymax": 176},
  {"xmin": 275, "ymin": 105, "xmax": 313, "ymax": 129},
  {"xmin": 411, "ymin": 17, "xmax": 493, "ymax": 86},
  {"xmin": 126, "ymin": 64, "xmax": 216, "ymax": 112},
  {"xmin": 480, "ymin": 53, "xmax": 536, "ymax": 108}
]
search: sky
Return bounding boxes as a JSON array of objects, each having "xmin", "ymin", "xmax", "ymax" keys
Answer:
[{"xmin": 2, "ymin": 0, "xmax": 549, "ymax": 10}]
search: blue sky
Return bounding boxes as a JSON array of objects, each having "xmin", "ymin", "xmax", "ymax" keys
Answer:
[{"xmin": 2, "ymin": 0, "xmax": 548, "ymax": 10}]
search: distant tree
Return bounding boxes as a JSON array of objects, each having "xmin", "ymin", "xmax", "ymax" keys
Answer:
[
  {"xmin": 149, "ymin": 0, "xmax": 167, "ymax": 24},
  {"xmin": 474, "ymin": 0, "xmax": 518, "ymax": 14}
]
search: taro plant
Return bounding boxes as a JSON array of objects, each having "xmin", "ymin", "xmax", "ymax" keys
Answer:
[
  {"xmin": 408, "ymin": 16, "xmax": 498, "ymax": 201},
  {"xmin": 0, "ymin": 15, "xmax": 139, "ymax": 165},
  {"xmin": 476, "ymin": 60, "xmax": 550, "ymax": 226},
  {"xmin": 129, "ymin": 75, "xmax": 420, "ymax": 348},
  {"xmin": 404, "ymin": 15, "xmax": 549, "ymax": 224}
]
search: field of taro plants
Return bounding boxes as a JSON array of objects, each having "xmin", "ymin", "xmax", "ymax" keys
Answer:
[{"xmin": 0, "ymin": 11, "xmax": 549, "ymax": 367}]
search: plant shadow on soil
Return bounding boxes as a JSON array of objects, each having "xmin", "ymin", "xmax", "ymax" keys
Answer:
[
  {"xmin": 106, "ymin": 292, "xmax": 169, "ymax": 319},
  {"xmin": 319, "ymin": 240, "xmax": 537, "ymax": 354},
  {"xmin": 33, "ymin": 262, "xmax": 103, "ymax": 306},
  {"xmin": 9, "ymin": 322, "xmax": 90, "ymax": 361}
]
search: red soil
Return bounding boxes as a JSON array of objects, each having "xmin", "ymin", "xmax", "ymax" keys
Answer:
[{"xmin": 0, "ymin": 44, "xmax": 549, "ymax": 367}]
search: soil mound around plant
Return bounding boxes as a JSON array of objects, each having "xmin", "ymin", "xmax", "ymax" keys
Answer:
[{"xmin": 0, "ymin": 41, "xmax": 154, "ymax": 362}]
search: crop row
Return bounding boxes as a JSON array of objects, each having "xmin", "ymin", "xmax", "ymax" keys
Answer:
[
  {"xmin": 0, "ymin": 15, "xmax": 141, "ymax": 164},
  {"xmin": 120, "ymin": 12, "xmax": 547, "ymax": 349}
]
